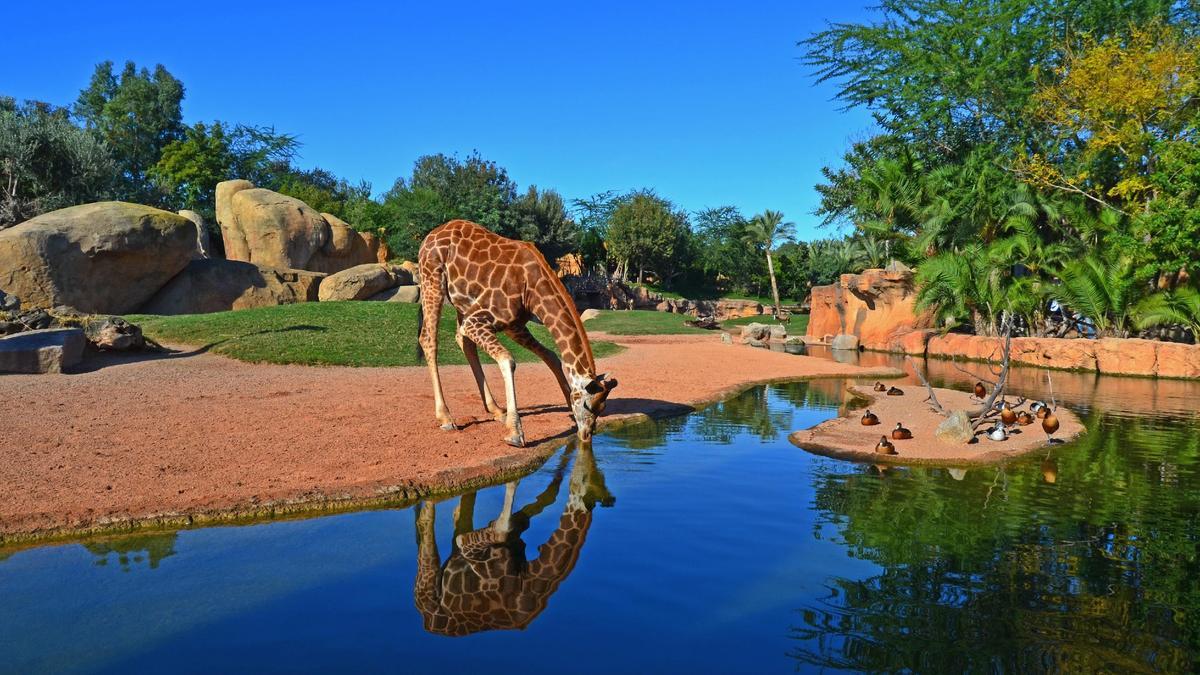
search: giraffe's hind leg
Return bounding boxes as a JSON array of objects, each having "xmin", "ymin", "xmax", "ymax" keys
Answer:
[
  {"xmin": 418, "ymin": 259, "xmax": 455, "ymax": 430},
  {"xmin": 456, "ymin": 313, "xmax": 505, "ymax": 421},
  {"xmin": 506, "ymin": 323, "xmax": 571, "ymax": 406},
  {"xmin": 461, "ymin": 311, "xmax": 525, "ymax": 447}
]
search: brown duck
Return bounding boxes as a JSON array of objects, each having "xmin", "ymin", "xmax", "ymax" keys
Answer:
[
  {"xmin": 886, "ymin": 386, "xmax": 904, "ymax": 396},
  {"xmin": 873, "ymin": 382, "xmax": 887, "ymax": 392},
  {"xmin": 1041, "ymin": 409, "xmax": 1060, "ymax": 441},
  {"xmin": 1016, "ymin": 410, "xmax": 1035, "ymax": 426},
  {"xmin": 973, "ymin": 381, "xmax": 987, "ymax": 399},
  {"xmin": 875, "ymin": 436, "xmax": 897, "ymax": 455},
  {"xmin": 861, "ymin": 409, "xmax": 880, "ymax": 426},
  {"xmin": 891, "ymin": 423, "xmax": 912, "ymax": 440},
  {"xmin": 1000, "ymin": 404, "xmax": 1017, "ymax": 427}
]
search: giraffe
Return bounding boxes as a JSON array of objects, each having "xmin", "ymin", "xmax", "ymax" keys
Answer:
[
  {"xmin": 417, "ymin": 220, "xmax": 618, "ymax": 447},
  {"xmin": 413, "ymin": 443, "xmax": 612, "ymax": 636}
]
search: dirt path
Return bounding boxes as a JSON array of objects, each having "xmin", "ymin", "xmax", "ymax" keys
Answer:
[{"xmin": 0, "ymin": 332, "xmax": 901, "ymax": 543}]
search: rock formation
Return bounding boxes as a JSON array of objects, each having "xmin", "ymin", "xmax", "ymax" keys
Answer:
[
  {"xmin": 806, "ymin": 262, "xmax": 931, "ymax": 348},
  {"xmin": 318, "ymin": 263, "xmax": 406, "ymax": 302},
  {"xmin": 0, "ymin": 202, "xmax": 197, "ymax": 314},
  {"xmin": 214, "ymin": 180, "xmax": 389, "ymax": 274},
  {"xmin": 140, "ymin": 259, "xmax": 325, "ymax": 315}
]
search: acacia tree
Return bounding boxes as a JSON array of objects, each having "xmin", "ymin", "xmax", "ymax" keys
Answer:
[{"xmin": 744, "ymin": 209, "xmax": 795, "ymax": 316}]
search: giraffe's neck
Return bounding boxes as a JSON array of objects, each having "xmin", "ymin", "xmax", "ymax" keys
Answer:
[{"xmin": 526, "ymin": 266, "xmax": 596, "ymax": 382}]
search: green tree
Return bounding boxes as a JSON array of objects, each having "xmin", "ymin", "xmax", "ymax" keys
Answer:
[
  {"xmin": 408, "ymin": 152, "xmax": 518, "ymax": 235},
  {"xmin": 149, "ymin": 121, "xmax": 298, "ymax": 221},
  {"xmin": 511, "ymin": 185, "xmax": 580, "ymax": 262},
  {"xmin": 744, "ymin": 210, "xmax": 795, "ymax": 315},
  {"xmin": 605, "ymin": 191, "xmax": 689, "ymax": 285},
  {"xmin": 0, "ymin": 98, "xmax": 115, "ymax": 228},
  {"xmin": 74, "ymin": 60, "xmax": 185, "ymax": 204}
]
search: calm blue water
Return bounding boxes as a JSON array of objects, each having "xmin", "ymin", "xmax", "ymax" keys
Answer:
[{"xmin": 2, "ymin": 357, "xmax": 1199, "ymax": 673}]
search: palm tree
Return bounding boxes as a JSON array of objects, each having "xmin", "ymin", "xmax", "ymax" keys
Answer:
[
  {"xmin": 1133, "ymin": 286, "xmax": 1200, "ymax": 337},
  {"xmin": 744, "ymin": 210, "xmax": 795, "ymax": 317},
  {"xmin": 1054, "ymin": 255, "xmax": 1140, "ymax": 337}
]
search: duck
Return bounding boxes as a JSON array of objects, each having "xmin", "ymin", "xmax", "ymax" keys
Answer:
[
  {"xmin": 861, "ymin": 409, "xmax": 880, "ymax": 426},
  {"xmin": 973, "ymin": 381, "xmax": 987, "ymax": 399},
  {"xmin": 1000, "ymin": 403, "xmax": 1017, "ymax": 427},
  {"xmin": 873, "ymin": 382, "xmax": 887, "ymax": 392},
  {"xmin": 987, "ymin": 422, "xmax": 1008, "ymax": 442},
  {"xmin": 875, "ymin": 435, "xmax": 897, "ymax": 455},
  {"xmin": 1042, "ymin": 409, "xmax": 1060, "ymax": 441},
  {"xmin": 886, "ymin": 386, "xmax": 905, "ymax": 396},
  {"xmin": 1016, "ymin": 410, "xmax": 1035, "ymax": 426},
  {"xmin": 891, "ymin": 422, "xmax": 912, "ymax": 440}
]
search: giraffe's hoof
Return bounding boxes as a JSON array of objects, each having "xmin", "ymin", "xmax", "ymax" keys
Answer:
[
  {"xmin": 504, "ymin": 433, "xmax": 526, "ymax": 448},
  {"xmin": 440, "ymin": 422, "xmax": 458, "ymax": 431}
]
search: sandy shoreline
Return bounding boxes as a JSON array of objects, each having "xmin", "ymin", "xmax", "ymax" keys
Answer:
[{"xmin": 0, "ymin": 332, "xmax": 902, "ymax": 545}]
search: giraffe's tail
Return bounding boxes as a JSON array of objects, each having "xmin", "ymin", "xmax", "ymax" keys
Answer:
[{"xmin": 416, "ymin": 300, "xmax": 426, "ymax": 363}]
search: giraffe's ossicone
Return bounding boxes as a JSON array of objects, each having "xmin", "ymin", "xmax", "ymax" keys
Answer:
[{"xmin": 416, "ymin": 220, "xmax": 617, "ymax": 446}]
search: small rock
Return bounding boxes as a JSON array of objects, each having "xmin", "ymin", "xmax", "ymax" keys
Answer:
[
  {"xmin": 746, "ymin": 337, "xmax": 768, "ymax": 348},
  {"xmin": 831, "ymin": 334, "xmax": 860, "ymax": 351},
  {"xmin": 0, "ymin": 328, "xmax": 85, "ymax": 374},
  {"xmin": 721, "ymin": 332, "xmax": 733, "ymax": 344},
  {"xmin": 768, "ymin": 324, "xmax": 787, "ymax": 340},
  {"xmin": 368, "ymin": 285, "xmax": 421, "ymax": 303},
  {"xmin": 934, "ymin": 410, "xmax": 976, "ymax": 444},
  {"xmin": 740, "ymin": 322, "xmax": 771, "ymax": 342}
]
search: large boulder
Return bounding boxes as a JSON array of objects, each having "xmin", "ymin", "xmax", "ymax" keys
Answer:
[
  {"xmin": 318, "ymin": 263, "xmax": 400, "ymax": 302},
  {"xmin": 0, "ymin": 202, "xmax": 197, "ymax": 314},
  {"xmin": 139, "ymin": 259, "xmax": 325, "ymax": 315},
  {"xmin": 831, "ymin": 334, "xmax": 860, "ymax": 351},
  {"xmin": 214, "ymin": 179, "xmax": 255, "ymax": 260},
  {"xmin": 0, "ymin": 328, "xmax": 85, "ymax": 374},
  {"xmin": 222, "ymin": 187, "xmax": 330, "ymax": 270},
  {"xmin": 307, "ymin": 213, "xmax": 392, "ymax": 274},
  {"xmin": 806, "ymin": 261, "xmax": 933, "ymax": 350},
  {"xmin": 216, "ymin": 181, "xmax": 390, "ymax": 274}
]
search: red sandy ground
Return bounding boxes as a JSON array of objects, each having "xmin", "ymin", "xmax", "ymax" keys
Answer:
[
  {"xmin": 0, "ymin": 333, "xmax": 902, "ymax": 542},
  {"xmin": 790, "ymin": 384, "xmax": 1085, "ymax": 466}
]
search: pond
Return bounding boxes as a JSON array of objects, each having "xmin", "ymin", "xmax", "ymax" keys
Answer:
[{"xmin": 2, "ymin": 354, "xmax": 1199, "ymax": 673}]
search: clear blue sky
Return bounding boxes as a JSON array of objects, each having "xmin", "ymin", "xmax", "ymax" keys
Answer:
[{"xmin": 3, "ymin": 1, "xmax": 876, "ymax": 241}]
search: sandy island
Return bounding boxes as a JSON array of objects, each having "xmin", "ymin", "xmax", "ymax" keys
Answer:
[
  {"xmin": 790, "ymin": 384, "xmax": 1085, "ymax": 467},
  {"xmin": 0, "ymin": 332, "xmax": 903, "ymax": 544}
]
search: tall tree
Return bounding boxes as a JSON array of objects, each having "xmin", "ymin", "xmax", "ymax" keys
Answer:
[
  {"xmin": 74, "ymin": 61, "xmax": 185, "ymax": 204},
  {"xmin": 605, "ymin": 192, "xmax": 689, "ymax": 285},
  {"xmin": 744, "ymin": 210, "xmax": 795, "ymax": 316}
]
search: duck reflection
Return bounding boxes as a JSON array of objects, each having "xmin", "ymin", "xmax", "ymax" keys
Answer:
[{"xmin": 414, "ymin": 443, "xmax": 613, "ymax": 636}]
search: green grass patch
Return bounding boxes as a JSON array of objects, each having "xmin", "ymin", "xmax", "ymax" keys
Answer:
[
  {"xmin": 583, "ymin": 310, "xmax": 713, "ymax": 335},
  {"xmin": 127, "ymin": 302, "xmax": 622, "ymax": 367}
]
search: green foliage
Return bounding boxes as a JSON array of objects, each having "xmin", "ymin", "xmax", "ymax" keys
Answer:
[
  {"xmin": 128, "ymin": 302, "xmax": 621, "ymax": 367},
  {"xmin": 150, "ymin": 121, "xmax": 298, "ymax": 221},
  {"xmin": 0, "ymin": 98, "xmax": 115, "ymax": 227},
  {"xmin": 1133, "ymin": 286, "xmax": 1200, "ymax": 335},
  {"xmin": 74, "ymin": 60, "xmax": 185, "ymax": 205},
  {"xmin": 605, "ymin": 191, "xmax": 690, "ymax": 285},
  {"xmin": 1055, "ymin": 255, "xmax": 1142, "ymax": 337}
]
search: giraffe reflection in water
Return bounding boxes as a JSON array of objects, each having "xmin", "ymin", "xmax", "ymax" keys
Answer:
[{"xmin": 414, "ymin": 443, "xmax": 612, "ymax": 636}]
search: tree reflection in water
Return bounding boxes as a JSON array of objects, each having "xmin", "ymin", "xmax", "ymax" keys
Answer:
[
  {"xmin": 792, "ymin": 404, "xmax": 1200, "ymax": 672},
  {"xmin": 413, "ymin": 442, "xmax": 613, "ymax": 636}
]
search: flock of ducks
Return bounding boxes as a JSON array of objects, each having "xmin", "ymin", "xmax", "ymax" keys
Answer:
[{"xmin": 862, "ymin": 380, "xmax": 1061, "ymax": 456}]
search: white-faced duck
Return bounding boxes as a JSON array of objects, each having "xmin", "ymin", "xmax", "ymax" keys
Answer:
[
  {"xmin": 875, "ymin": 436, "xmax": 897, "ymax": 455},
  {"xmin": 873, "ymin": 382, "xmax": 888, "ymax": 392},
  {"xmin": 886, "ymin": 386, "xmax": 904, "ymax": 396},
  {"xmin": 891, "ymin": 422, "xmax": 912, "ymax": 440},
  {"xmin": 988, "ymin": 422, "xmax": 1008, "ymax": 442},
  {"xmin": 1042, "ymin": 409, "xmax": 1060, "ymax": 441},
  {"xmin": 861, "ymin": 409, "xmax": 880, "ymax": 426},
  {"xmin": 973, "ymin": 381, "xmax": 987, "ymax": 399}
]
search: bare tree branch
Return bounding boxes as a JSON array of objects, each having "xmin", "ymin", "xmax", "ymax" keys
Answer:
[{"xmin": 907, "ymin": 356, "xmax": 947, "ymax": 415}]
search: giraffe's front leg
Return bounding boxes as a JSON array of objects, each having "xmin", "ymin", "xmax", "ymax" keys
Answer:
[{"xmin": 462, "ymin": 313, "xmax": 524, "ymax": 447}]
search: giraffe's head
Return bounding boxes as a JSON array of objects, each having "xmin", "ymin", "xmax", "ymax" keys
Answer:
[{"xmin": 571, "ymin": 373, "xmax": 618, "ymax": 442}]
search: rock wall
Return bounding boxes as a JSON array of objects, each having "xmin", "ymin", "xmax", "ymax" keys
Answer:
[
  {"xmin": 869, "ymin": 329, "xmax": 1200, "ymax": 380},
  {"xmin": 805, "ymin": 262, "xmax": 931, "ymax": 345},
  {"xmin": 215, "ymin": 180, "xmax": 388, "ymax": 274}
]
